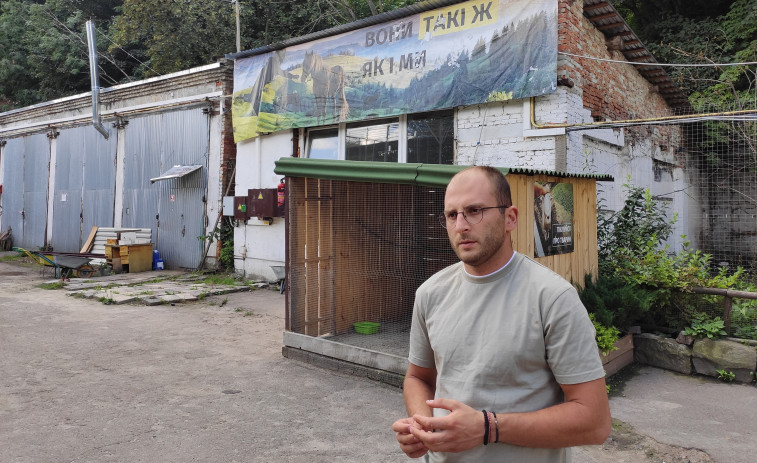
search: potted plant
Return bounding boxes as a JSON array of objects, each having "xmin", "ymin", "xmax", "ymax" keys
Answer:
[
  {"xmin": 579, "ymin": 274, "xmax": 645, "ymax": 376},
  {"xmin": 590, "ymin": 313, "xmax": 634, "ymax": 376}
]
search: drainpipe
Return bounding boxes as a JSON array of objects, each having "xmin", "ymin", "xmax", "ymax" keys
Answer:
[{"xmin": 86, "ymin": 20, "xmax": 109, "ymax": 139}]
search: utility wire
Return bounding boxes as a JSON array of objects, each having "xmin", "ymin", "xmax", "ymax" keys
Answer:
[
  {"xmin": 97, "ymin": 29, "xmax": 162, "ymax": 78},
  {"xmin": 560, "ymin": 52, "xmax": 757, "ymax": 68}
]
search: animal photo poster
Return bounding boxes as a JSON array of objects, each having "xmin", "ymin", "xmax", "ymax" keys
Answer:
[
  {"xmin": 533, "ymin": 181, "xmax": 574, "ymax": 257},
  {"xmin": 231, "ymin": 0, "xmax": 558, "ymax": 141}
]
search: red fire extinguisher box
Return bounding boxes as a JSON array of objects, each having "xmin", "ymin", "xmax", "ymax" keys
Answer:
[{"xmin": 247, "ymin": 189, "xmax": 281, "ymax": 218}]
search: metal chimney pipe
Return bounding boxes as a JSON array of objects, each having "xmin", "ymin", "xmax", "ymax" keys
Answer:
[{"xmin": 86, "ymin": 20, "xmax": 109, "ymax": 139}]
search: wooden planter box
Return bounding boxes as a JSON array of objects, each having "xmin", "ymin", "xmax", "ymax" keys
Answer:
[{"xmin": 601, "ymin": 334, "xmax": 634, "ymax": 377}]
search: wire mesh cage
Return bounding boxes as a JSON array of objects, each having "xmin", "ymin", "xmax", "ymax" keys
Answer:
[
  {"xmin": 583, "ymin": 104, "xmax": 757, "ymax": 337},
  {"xmin": 287, "ymin": 177, "xmax": 457, "ymax": 358}
]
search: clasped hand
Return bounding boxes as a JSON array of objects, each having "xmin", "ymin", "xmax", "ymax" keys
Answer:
[{"xmin": 393, "ymin": 398, "xmax": 484, "ymax": 457}]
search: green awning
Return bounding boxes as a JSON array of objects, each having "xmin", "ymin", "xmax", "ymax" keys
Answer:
[
  {"xmin": 274, "ymin": 159, "xmax": 508, "ymax": 187},
  {"xmin": 274, "ymin": 158, "xmax": 613, "ymax": 186}
]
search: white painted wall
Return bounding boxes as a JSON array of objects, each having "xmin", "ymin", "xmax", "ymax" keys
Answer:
[
  {"xmin": 202, "ymin": 106, "xmax": 224, "ymax": 267},
  {"xmin": 456, "ymin": 99, "xmax": 560, "ymax": 169},
  {"xmin": 234, "ymin": 131, "xmax": 291, "ymax": 280},
  {"xmin": 239, "ymin": 90, "xmax": 699, "ymax": 276}
]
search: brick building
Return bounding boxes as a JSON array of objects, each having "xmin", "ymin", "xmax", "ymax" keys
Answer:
[{"xmin": 228, "ymin": 0, "xmax": 693, "ymax": 280}]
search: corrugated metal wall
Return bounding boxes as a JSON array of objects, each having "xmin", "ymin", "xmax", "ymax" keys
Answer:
[
  {"xmin": 0, "ymin": 135, "xmax": 50, "ymax": 249},
  {"xmin": 23, "ymin": 135, "xmax": 51, "ymax": 249},
  {"xmin": 122, "ymin": 108, "xmax": 209, "ymax": 269},
  {"xmin": 1, "ymin": 138, "xmax": 26, "ymax": 243},
  {"xmin": 52, "ymin": 126, "xmax": 117, "ymax": 252}
]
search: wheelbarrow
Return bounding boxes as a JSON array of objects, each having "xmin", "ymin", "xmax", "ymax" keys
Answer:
[{"xmin": 13, "ymin": 247, "xmax": 97, "ymax": 279}]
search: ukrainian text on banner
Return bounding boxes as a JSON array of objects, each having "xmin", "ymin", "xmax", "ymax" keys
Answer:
[{"xmin": 232, "ymin": 0, "xmax": 557, "ymax": 142}]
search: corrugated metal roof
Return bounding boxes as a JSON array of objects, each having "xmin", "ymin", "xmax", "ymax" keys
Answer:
[
  {"xmin": 582, "ymin": 0, "xmax": 689, "ymax": 109},
  {"xmin": 274, "ymin": 158, "xmax": 613, "ymax": 186}
]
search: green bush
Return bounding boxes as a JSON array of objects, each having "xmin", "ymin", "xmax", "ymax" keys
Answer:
[
  {"xmin": 594, "ymin": 183, "xmax": 756, "ymax": 336},
  {"xmin": 578, "ymin": 273, "xmax": 653, "ymax": 331},
  {"xmin": 590, "ymin": 314, "xmax": 621, "ymax": 355}
]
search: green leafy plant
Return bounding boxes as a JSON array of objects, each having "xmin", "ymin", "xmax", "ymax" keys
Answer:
[
  {"xmin": 590, "ymin": 314, "xmax": 621, "ymax": 356},
  {"xmin": 578, "ymin": 273, "xmax": 654, "ymax": 330},
  {"xmin": 198, "ymin": 221, "xmax": 234, "ymax": 271},
  {"xmin": 39, "ymin": 281, "xmax": 65, "ymax": 290},
  {"xmin": 684, "ymin": 313, "xmax": 727, "ymax": 339},
  {"xmin": 716, "ymin": 369, "xmax": 735, "ymax": 382}
]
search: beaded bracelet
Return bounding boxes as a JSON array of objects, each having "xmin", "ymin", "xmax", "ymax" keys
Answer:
[{"xmin": 482, "ymin": 409, "xmax": 490, "ymax": 445}]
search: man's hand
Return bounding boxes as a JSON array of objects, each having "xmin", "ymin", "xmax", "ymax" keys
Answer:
[
  {"xmin": 392, "ymin": 417, "xmax": 430, "ymax": 458},
  {"xmin": 408, "ymin": 398, "xmax": 485, "ymax": 453}
]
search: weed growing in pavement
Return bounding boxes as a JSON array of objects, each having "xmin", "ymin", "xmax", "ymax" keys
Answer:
[
  {"xmin": 716, "ymin": 369, "xmax": 735, "ymax": 382},
  {"xmin": 0, "ymin": 252, "xmax": 25, "ymax": 262},
  {"xmin": 197, "ymin": 291, "xmax": 209, "ymax": 300},
  {"xmin": 98, "ymin": 297, "xmax": 115, "ymax": 305},
  {"xmin": 202, "ymin": 274, "xmax": 240, "ymax": 286},
  {"xmin": 39, "ymin": 281, "xmax": 65, "ymax": 290}
]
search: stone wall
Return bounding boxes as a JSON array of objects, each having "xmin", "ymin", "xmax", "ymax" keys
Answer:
[{"xmin": 634, "ymin": 333, "xmax": 757, "ymax": 383}]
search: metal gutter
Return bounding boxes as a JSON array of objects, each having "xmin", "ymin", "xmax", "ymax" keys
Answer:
[
  {"xmin": 86, "ymin": 20, "xmax": 109, "ymax": 139},
  {"xmin": 0, "ymin": 92, "xmax": 222, "ymax": 138},
  {"xmin": 0, "ymin": 62, "xmax": 224, "ymax": 119}
]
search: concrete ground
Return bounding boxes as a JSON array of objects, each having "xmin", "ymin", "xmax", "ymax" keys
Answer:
[{"xmin": 1, "ymin": 253, "xmax": 755, "ymax": 462}]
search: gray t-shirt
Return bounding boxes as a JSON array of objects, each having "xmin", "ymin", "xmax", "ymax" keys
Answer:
[{"xmin": 409, "ymin": 252, "xmax": 605, "ymax": 463}]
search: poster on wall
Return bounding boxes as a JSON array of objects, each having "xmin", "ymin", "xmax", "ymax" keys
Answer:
[
  {"xmin": 231, "ymin": 0, "xmax": 558, "ymax": 142},
  {"xmin": 534, "ymin": 181, "xmax": 574, "ymax": 257}
]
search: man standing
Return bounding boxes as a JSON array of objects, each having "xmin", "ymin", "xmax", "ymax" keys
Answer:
[{"xmin": 392, "ymin": 166, "xmax": 610, "ymax": 462}]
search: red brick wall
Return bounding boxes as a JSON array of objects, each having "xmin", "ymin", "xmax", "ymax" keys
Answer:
[{"xmin": 557, "ymin": 0, "xmax": 675, "ymax": 141}]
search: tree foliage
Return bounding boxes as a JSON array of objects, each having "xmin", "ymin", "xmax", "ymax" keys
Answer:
[
  {"xmin": 0, "ymin": 0, "xmax": 754, "ymax": 111},
  {"xmin": 0, "ymin": 0, "xmax": 422, "ymax": 109}
]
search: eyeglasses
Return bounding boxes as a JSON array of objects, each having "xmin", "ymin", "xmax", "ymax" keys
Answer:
[{"xmin": 438, "ymin": 205, "xmax": 510, "ymax": 228}]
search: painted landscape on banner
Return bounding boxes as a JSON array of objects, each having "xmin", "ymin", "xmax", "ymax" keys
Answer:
[{"xmin": 232, "ymin": 0, "xmax": 557, "ymax": 142}]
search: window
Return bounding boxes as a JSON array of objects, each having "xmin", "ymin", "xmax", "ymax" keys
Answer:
[
  {"xmin": 305, "ymin": 111, "xmax": 454, "ymax": 164},
  {"xmin": 346, "ymin": 119, "xmax": 399, "ymax": 162},
  {"xmin": 306, "ymin": 128, "xmax": 339, "ymax": 160},
  {"xmin": 407, "ymin": 110, "xmax": 454, "ymax": 164}
]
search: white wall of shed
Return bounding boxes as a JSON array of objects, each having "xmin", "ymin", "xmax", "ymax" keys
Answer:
[
  {"xmin": 233, "ymin": 131, "xmax": 290, "ymax": 281},
  {"xmin": 202, "ymin": 106, "xmax": 225, "ymax": 267}
]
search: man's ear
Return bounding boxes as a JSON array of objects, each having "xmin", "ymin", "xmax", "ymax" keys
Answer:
[{"xmin": 505, "ymin": 206, "xmax": 518, "ymax": 232}]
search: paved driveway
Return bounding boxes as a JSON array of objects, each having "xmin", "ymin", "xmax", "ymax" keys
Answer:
[
  {"xmin": 0, "ymin": 261, "xmax": 407, "ymax": 462},
  {"xmin": 2, "ymin": 257, "xmax": 753, "ymax": 462}
]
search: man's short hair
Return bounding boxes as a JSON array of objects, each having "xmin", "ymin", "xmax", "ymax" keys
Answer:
[{"xmin": 457, "ymin": 166, "xmax": 512, "ymax": 208}]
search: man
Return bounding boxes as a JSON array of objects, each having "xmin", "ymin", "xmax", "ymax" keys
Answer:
[{"xmin": 392, "ymin": 166, "xmax": 611, "ymax": 462}]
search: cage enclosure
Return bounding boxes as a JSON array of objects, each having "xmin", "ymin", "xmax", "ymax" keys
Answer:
[{"xmin": 275, "ymin": 158, "xmax": 612, "ymax": 381}]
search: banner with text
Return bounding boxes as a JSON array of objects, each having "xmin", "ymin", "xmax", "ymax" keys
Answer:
[{"xmin": 232, "ymin": 0, "xmax": 558, "ymax": 142}]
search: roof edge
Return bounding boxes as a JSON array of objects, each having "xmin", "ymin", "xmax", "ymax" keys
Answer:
[{"xmin": 274, "ymin": 158, "xmax": 613, "ymax": 185}]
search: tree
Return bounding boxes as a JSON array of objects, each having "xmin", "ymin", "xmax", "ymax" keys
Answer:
[
  {"xmin": 0, "ymin": 0, "xmax": 38, "ymax": 110},
  {"xmin": 0, "ymin": 0, "xmax": 124, "ymax": 110}
]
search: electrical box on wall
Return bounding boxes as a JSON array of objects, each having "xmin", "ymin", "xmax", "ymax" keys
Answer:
[
  {"xmin": 222, "ymin": 196, "xmax": 235, "ymax": 216},
  {"xmin": 233, "ymin": 196, "xmax": 249, "ymax": 221},
  {"xmin": 247, "ymin": 189, "xmax": 279, "ymax": 218}
]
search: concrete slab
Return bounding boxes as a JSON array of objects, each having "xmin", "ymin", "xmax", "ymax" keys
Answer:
[{"xmin": 608, "ymin": 365, "xmax": 757, "ymax": 463}]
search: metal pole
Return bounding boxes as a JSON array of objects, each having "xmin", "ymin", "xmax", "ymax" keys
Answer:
[{"xmin": 234, "ymin": 0, "xmax": 241, "ymax": 53}]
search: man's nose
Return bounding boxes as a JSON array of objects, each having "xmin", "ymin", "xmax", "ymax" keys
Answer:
[{"xmin": 452, "ymin": 213, "xmax": 470, "ymax": 231}]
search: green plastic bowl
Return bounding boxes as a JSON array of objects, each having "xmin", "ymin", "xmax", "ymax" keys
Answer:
[{"xmin": 353, "ymin": 321, "xmax": 380, "ymax": 335}]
